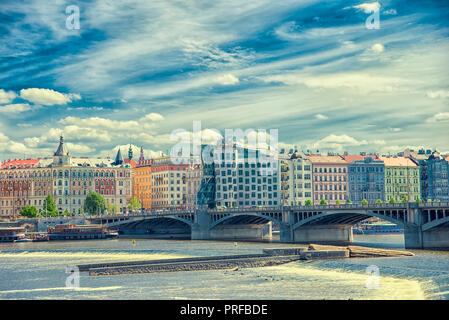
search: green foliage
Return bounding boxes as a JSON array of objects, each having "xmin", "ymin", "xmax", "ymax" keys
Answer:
[
  {"xmin": 416, "ymin": 197, "xmax": 422, "ymax": 203},
  {"xmin": 42, "ymin": 195, "xmax": 59, "ymax": 216},
  {"xmin": 346, "ymin": 199, "xmax": 352, "ymax": 204},
  {"xmin": 107, "ymin": 202, "xmax": 121, "ymax": 215},
  {"xmin": 63, "ymin": 209, "xmax": 70, "ymax": 216},
  {"xmin": 389, "ymin": 197, "xmax": 396, "ymax": 204},
  {"xmin": 335, "ymin": 199, "xmax": 341, "ymax": 205},
  {"xmin": 305, "ymin": 200, "xmax": 313, "ymax": 206},
  {"xmin": 376, "ymin": 199, "xmax": 383, "ymax": 204},
  {"xmin": 401, "ymin": 195, "xmax": 408, "ymax": 203},
  {"xmin": 361, "ymin": 199, "xmax": 368, "ymax": 205},
  {"xmin": 128, "ymin": 197, "xmax": 141, "ymax": 211},
  {"xmin": 20, "ymin": 206, "xmax": 38, "ymax": 218},
  {"xmin": 84, "ymin": 192, "xmax": 107, "ymax": 215},
  {"xmin": 320, "ymin": 199, "xmax": 327, "ymax": 205},
  {"xmin": 427, "ymin": 199, "xmax": 432, "ymax": 203}
]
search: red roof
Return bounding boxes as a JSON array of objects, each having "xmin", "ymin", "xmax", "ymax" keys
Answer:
[
  {"xmin": 342, "ymin": 154, "xmax": 379, "ymax": 163},
  {"xmin": 1, "ymin": 158, "xmax": 40, "ymax": 170},
  {"xmin": 124, "ymin": 158, "xmax": 137, "ymax": 168}
]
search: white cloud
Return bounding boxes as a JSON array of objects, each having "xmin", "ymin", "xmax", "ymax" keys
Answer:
[
  {"xmin": 371, "ymin": 43, "xmax": 384, "ymax": 53},
  {"xmin": 20, "ymin": 88, "xmax": 79, "ymax": 106},
  {"xmin": 262, "ymin": 72, "xmax": 406, "ymax": 94},
  {"xmin": 66, "ymin": 143, "xmax": 94, "ymax": 154},
  {"xmin": 308, "ymin": 134, "xmax": 387, "ymax": 153},
  {"xmin": 214, "ymin": 74, "xmax": 239, "ymax": 85},
  {"xmin": 426, "ymin": 90, "xmax": 449, "ymax": 99},
  {"xmin": 0, "ymin": 103, "xmax": 32, "ymax": 113},
  {"xmin": 352, "ymin": 2, "xmax": 381, "ymax": 13},
  {"xmin": 0, "ymin": 89, "xmax": 17, "ymax": 104},
  {"xmin": 59, "ymin": 116, "xmax": 139, "ymax": 131},
  {"xmin": 426, "ymin": 112, "xmax": 449, "ymax": 123},
  {"xmin": 315, "ymin": 114, "xmax": 328, "ymax": 120},
  {"xmin": 141, "ymin": 113, "xmax": 164, "ymax": 122},
  {"xmin": 0, "ymin": 133, "xmax": 28, "ymax": 155},
  {"xmin": 383, "ymin": 9, "xmax": 397, "ymax": 15}
]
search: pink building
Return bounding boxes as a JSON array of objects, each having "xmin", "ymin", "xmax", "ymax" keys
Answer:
[{"xmin": 309, "ymin": 155, "xmax": 349, "ymax": 204}]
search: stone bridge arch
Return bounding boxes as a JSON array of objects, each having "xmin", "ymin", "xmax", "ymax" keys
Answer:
[
  {"xmin": 293, "ymin": 210, "xmax": 409, "ymax": 230},
  {"xmin": 107, "ymin": 216, "xmax": 194, "ymax": 229},
  {"xmin": 209, "ymin": 213, "xmax": 283, "ymax": 230}
]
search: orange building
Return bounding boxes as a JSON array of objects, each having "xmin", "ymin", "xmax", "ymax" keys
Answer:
[{"xmin": 133, "ymin": 148, "xmax": 153, "ymax": 210}]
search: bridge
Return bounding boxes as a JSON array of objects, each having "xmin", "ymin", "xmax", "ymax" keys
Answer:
[
  {"xmin": 82, "ymin": 202, "xmax": 449, "ymax": 249},
  {"xmin": 10, "ymin": 202, "xmax": 449, "ymax": 249}
]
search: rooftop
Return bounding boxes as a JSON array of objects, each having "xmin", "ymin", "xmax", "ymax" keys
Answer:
[
  {"xmin": 307, "ymin": 154, "xmax": 346, "ymax": 164},
  {"xmin": 378, "ymin": 156, "xmax": 418, "ymax": 167}
]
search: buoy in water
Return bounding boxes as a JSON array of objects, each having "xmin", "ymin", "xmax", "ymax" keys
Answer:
[{"xmin": 132, "ymin": 239, "xmax": 136, "ymax": 245}]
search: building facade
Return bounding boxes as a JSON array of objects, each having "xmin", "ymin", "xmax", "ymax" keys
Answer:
[
  {"xmin": 214, "ymin": 142, "xmax": 280, "ymax": 208},
  {"xmin": 134, "ymin": 148, "xmax": 153, "ymax": 211},
  {"xmin": 419, "ymin": 152, "xmax": 449, "ymax": 202},
  {"xmin": 150, "ymin": 156, "xmax": 188, "ymax": 210},
  {"xmin": 347, "ymin": 156, "xmax": 385, "ymax": 203},
  {"xmin": 185, "ymin": 163, "xmax": 203, "ymax": 210},
  {"xmin": 379, "ymin": 156, "xmax": 420, "ymax": 203},
  {"xmin": 309, "ymin": 155, "xmax": 349, "ymax": 204},
  {"xmin": 279, "ymin": 150, "xmax": 313, "ymax": 206},
  {"xmin": 0, "ymin": 137, "xmax": 134, "ymax": 217}
]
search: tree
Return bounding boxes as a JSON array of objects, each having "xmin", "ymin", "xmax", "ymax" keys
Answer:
[
  {"xmin": 335, "ymin": 199, "xmax": 341, "ymax": 205},
  {"xmin": 361, "ymin": 199, "xmax": 368, "ymax": 205},
  {"xmin": 42, "ymin": 195, "xmax": 59, "ymax": 217},
  {"xmin": 20, "ymin": 206, "xmax": 38, "ymax": 218},
  {"xmin": 64, "ymin": 209, "xmax": 70, "ymax": 216},
  {"xmin": 389, "ymin": 197, "xmax": 396, "ymax": 204},
  {"xmin": 107, "ymin": 202, "xmax": 121, "ymax": 215},
  {"xmin": 346, "ymin": 199, "xmax": 352, "ymax": 204},
  {"xmin": 376, "ymin": 199, "xmax": 383, "ymax": 204},
  {"xmin": 128, "ymin": 197, "xmax": 141, "ymax": 211},
  {"xmin": 84, "ymin": 191, "xmax": 107, "ymax": 215},
  {"xmin": 320, "ymin": 199, "xmax": 327, "ymax": 205},
  {"xmin": 305, "ymin": 200, "xmax": 313, "ymax": 206},
  {"xmin": 401, "ymin": 195, "xmax": 408, "ymax": 203},
  {"xmin": 416, "ymin": 197, "xmax": 422, "ymax": 203},
  {"xmin": 427, "ymin": 199, "xmax": 432, "ymax": 203}
]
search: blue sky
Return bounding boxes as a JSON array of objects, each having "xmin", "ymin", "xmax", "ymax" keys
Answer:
[{"xmin": 0, "ymin": 0, "xmax": 448, "ymax": 160}]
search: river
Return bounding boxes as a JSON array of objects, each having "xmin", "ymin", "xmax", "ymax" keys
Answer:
[{"xmin": 0, "ymin": 235, "xmax": 448, "ymax": 300}]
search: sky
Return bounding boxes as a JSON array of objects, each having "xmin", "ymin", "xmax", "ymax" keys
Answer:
[{"xmin": 0, "ymin": 0, "xmax": 448, "ymax": 161}]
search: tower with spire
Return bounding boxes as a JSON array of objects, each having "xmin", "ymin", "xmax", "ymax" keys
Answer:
[
  {"xmin": 53, "ymin": 136, "xmax": 71, "ymax": 166},
  {"xmin": 128, "ymin": 144, "xmax": 133, "ymax": 162},
  {"xmin": 113, "ymin": 148, "xmax": 124, "ymax": 166},
  {"xmin": 139, "ymin": 146, "xmax": 145, "ymax": 165}
]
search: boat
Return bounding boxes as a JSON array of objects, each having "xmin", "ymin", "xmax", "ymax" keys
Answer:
[
  {"xmin": 0, "ymin": 227, "xmax": 27, "ymax": 242},
  {"xmin": 47, "ymin": 224, "xmax": 119, "ymax": 241},
  {"xmin": 14, "ymin": 238, "xmax": 33, "ymax": 243},
  {"xmin": 353, "ymin": 221, "xmax": 404, "ymax": 235}
]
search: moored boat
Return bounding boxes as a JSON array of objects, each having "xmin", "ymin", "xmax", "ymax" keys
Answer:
[
  {"xmin": 353, "ymin": 221, "xmax": 404, "ymax": 235},
  {"xmin": 0, "ymin": 227, "xmax": 26, "ymax": 242},
  {"xmin": 47, "ymin": 224, "xmax": 118, "ymax": 241}
]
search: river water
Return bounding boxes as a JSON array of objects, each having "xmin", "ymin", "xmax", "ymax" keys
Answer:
[{"xmin": 0, "ymin": 235, "xmax": 448, "ymax": 300}]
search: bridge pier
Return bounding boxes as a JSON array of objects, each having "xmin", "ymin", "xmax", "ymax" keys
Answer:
[
  {"xmin": 279, "ymin": 223, "xmax": 294, "ymax": 243},
  {"xmin": 421, "ymin": 228, "xmax": 449, "ymax": 249},
  {"xmin": 191, "ymin": 209, "xmax": 211, "ymax": 240},
  {"xmin": 292, "ymin": 225, "xmax": 353, "ymax": 245},
  {"xmin": 404, "ymin": 226, "xmax": 423, "ymax": 249},
  {"xmin": 208, "ymin": 223, "xmax": 272, "ymax": 241}
]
